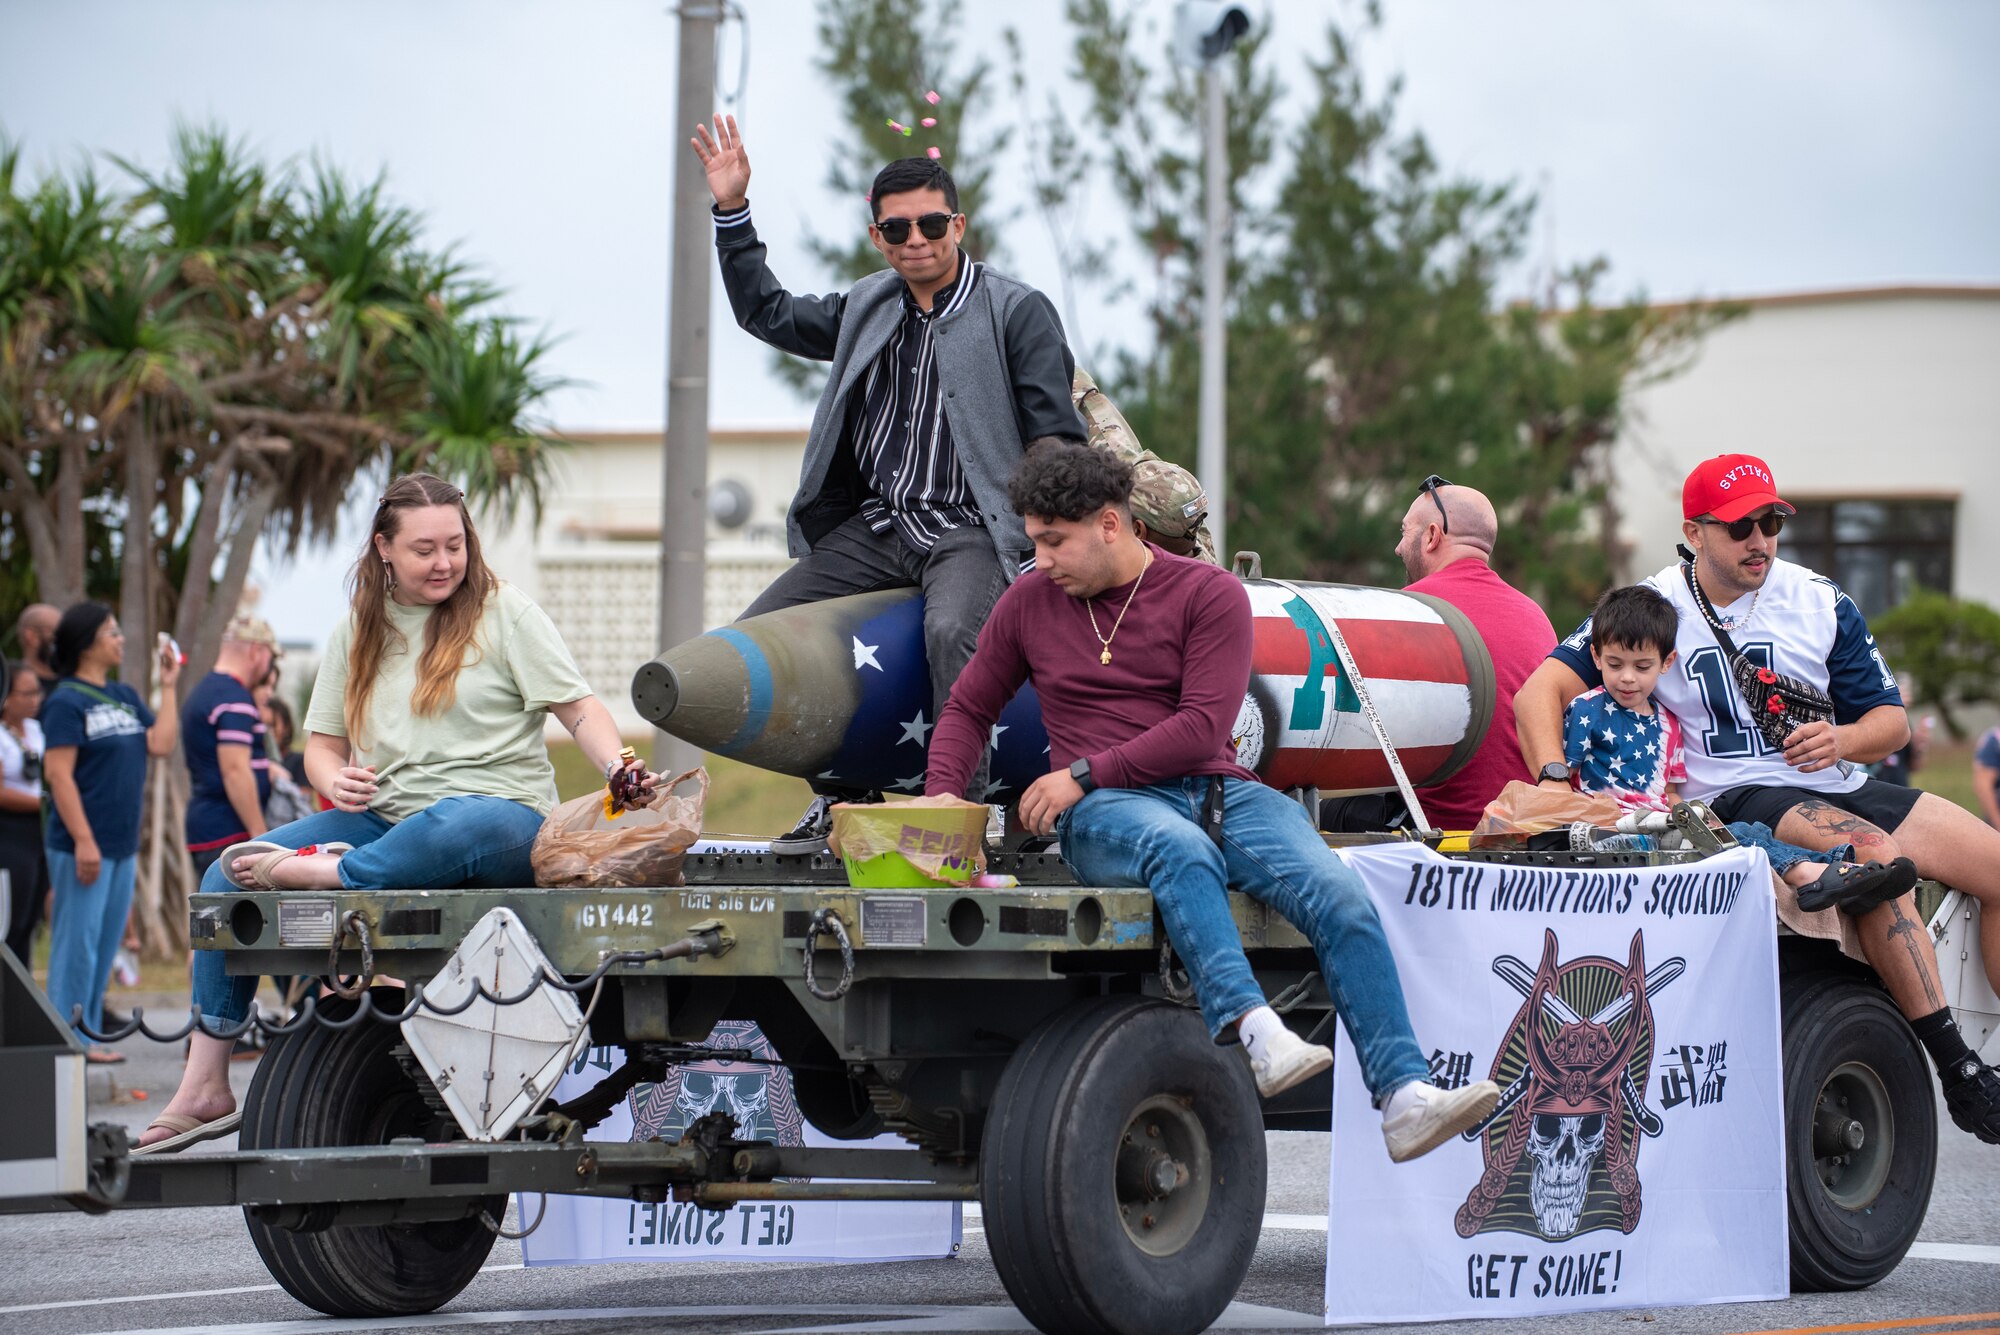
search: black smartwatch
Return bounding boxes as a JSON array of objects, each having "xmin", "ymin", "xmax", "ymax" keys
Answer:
[
  {"xmin": 1537, "ymin": 761, "xmax": 1573, "ymax": 785},
  {"xmin": 1069, "ymin": 757, "xmax": 1097, "ymax": 793}
]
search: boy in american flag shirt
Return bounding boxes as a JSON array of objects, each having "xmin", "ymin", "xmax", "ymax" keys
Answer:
[{"xmin": 1563, "ymin": 586, "xmax": 1913, "ymax": 913}]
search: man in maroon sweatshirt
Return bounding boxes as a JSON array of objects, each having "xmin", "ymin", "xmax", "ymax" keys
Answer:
[{"xmin": 926, "ymin": 443, "xmax": 1497, "ymax": 1162}]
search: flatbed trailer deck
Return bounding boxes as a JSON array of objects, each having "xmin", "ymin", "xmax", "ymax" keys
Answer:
[{"xmin": 1, "ymin": 839, "xmax": 1989, "ymax": 1335}]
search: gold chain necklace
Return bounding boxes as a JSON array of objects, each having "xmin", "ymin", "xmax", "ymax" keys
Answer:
[{"xmin": 1086, "ymin": 551, "xmax": 1152, "ymax": 666}]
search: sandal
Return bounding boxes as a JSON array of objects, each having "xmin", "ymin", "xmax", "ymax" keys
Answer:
[
  {"xmin": 1795, "ymin": 856, "xmax": 1917, "ymax": 915},
  {"xmin": 84, "ymin": 1046, "xmax": 126, "ymax": 1065},
  {"xmin": 220, "ymin": 840, "xmax": 355, "ymax": 890},
  {"xmin": 132, "ymin": 1109, "xmax": 242, "ymax": 1157}
]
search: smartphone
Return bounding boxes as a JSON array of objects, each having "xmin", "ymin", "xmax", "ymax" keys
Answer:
[{"xmin": 157, "ymin": 632, "xmax": 184, "ymax": 665}]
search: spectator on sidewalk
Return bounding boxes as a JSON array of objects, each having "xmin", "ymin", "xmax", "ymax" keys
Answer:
[
  {"xmin": 41, "ymin": 604, "xmax": 181, "ymax": 1059},
  {"xmin": 181, "ymin": 616, "xmax": 279, "ymax": 875},
  {"xmin": 12, "ymin": 604, "xmax": 60, "ymax": 693},
  {"xmin": 257, "ymin": 678, "xmax": 315, "ymax": 828},
  {"xmin": 0, "ymin": 665, "xmax": 49, "ymax": 965},
  {"xmin": 1975, "ymin": 724, "xmax": 2000, "ymax": 831}
]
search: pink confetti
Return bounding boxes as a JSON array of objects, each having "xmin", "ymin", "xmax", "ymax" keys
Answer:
[
  {"xmin": 863, "ymin": 193, "xmax": 872, "ymax": 203},
  {"xmin": 927, "ymin": 146, "xmax": 941, "ymax": 160},
  {"xmin": 886, "ymin": 118, "xmax": 905, "ymax": 132},
  {"xmin": 921, "ymin": 117, "xmax": 937, "ymax": 128},
  {"xmin": 925, "ymin": 90, "xmax": 940, "ymax": 105}
]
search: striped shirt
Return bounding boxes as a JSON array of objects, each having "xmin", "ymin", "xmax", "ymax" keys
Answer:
[{"xmin": 847, "ymin": 259, "xmax": 985, "ymax": 552}]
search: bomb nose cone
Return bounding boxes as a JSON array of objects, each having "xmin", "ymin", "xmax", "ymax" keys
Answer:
[
  {"xmin": 631, "ymin": 659, "xmax": 683, "ymax": 727},
  {"xmin": 631, "ymin": 629, "xmax": 754, "ymax": 750}
]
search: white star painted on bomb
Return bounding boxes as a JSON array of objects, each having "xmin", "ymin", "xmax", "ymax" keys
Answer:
[
  {"xmin": 892, "ymin": 773, "xmax": 925, "ymax": 792},
  {"xmin": 990, "ymin": 723, "xmax": 1009, "ymax": 748},
  {"xmin": 816, "ymin": 769, "xmax": 840, "ymax": 781},
  {"xmin": 853, "ymin": 637, "xmax": 883, "ymax": 671},
  {"xmin": 982, "ymin": 779, "xmax": 1009, "ymax": 800},
  {"xmin": 898, "ymin": 711, "xmax": 932, "ymax": 747}
]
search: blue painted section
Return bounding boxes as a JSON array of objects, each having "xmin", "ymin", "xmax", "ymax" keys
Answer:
[
  {"xmin": 1109, "ymin": 919, "xmax": 1153, "ymax": 945},
  {"xmin": 709, "ymin": 626, "xmax": 775, "ymax": 753},
  {"xmin": 819, "ymin": 595, "xmax": 1051, "ymax": 799}
]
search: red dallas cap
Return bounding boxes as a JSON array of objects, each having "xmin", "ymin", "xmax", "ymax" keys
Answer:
[{"xmin": 1682, "ymin": 453, "xmax": 1795, "ymax": 522}]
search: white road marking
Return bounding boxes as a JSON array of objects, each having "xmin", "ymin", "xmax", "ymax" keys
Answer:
[
  {"xmin": 0, "ymin": 1266, "xmax": 523, "ymax": 1316},
  {"xmin": 78, "ymin": 1301, "xmax": 1321, "ymax": 1335},
  {"xmin": 21, "ymin": 1229, "xmax": 1996, "ymax": 1330}
]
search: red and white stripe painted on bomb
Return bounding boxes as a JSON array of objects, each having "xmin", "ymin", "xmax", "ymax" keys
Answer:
[{"xmin": 1237, "ymin": 583, "xmax": 1480, "ymax": 795}]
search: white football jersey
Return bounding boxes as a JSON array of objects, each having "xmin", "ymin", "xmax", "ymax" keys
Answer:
[{"xmin": 1553, "ymin": 558, "xmax": 1900, "ymax": 801}]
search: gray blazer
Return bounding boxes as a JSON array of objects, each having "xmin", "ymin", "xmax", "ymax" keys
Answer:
[{"xmin": 715, "ymin": 215, "xmax": 1085, "ymax": 569}]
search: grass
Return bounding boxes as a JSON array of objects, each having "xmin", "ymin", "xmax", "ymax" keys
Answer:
[{"xmin": 1913, "ymin": 736, "xmax": 1990, "ymax": 818}]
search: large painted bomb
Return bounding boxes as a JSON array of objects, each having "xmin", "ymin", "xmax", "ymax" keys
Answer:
[{"xmin": 633, "ymin": 582, "xmax": 1493, "ymax": 801}]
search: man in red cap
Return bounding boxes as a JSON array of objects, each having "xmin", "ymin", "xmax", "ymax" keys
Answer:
[{"xmin": 1514, "ymin": 453, "xmax": 2000, "ymax": 1145}]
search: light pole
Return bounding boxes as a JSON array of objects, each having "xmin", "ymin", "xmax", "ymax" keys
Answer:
[
  {"xmin": 1174, "ymin": 2, "xmax": 1252, "ymax": 563},
  {"xmin": 656, "ymin": 2, "xmax": 723, "ymax": 775}
]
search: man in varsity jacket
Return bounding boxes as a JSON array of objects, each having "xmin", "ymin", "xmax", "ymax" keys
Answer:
[
  {"xmin": 692, "ymin": 114, "xmax": 1085, "ymax": 852},
  {"xmin": 1515, "ymin": 453, "xmax": 2000, "ymax": 1145}
]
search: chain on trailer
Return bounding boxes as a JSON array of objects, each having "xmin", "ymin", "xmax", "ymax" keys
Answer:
[{"xmin": 70, "ymin": 915, "xmax": 736, "ymax": 1047}]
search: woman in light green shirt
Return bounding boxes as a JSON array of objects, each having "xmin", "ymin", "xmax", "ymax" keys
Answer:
[{"xmin": 139, "ymin": 472, "xmax": 658, "ymax": 1153}]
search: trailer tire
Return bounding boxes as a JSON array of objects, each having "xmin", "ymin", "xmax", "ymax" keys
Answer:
[
  {"xmin": 1783, "ymin": 972, "xmax": 1937, "ymax": 1291},
  {"xmin": 981, "ymin": 996, "xmax": 1266, "ymax": 1335},
  {"xmin": 239, "ymin": 987, "xmax": 503, "ymax": 1317}
]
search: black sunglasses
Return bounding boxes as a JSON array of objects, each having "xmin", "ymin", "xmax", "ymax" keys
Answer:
[
  {"xmin": 1419, "ymin": 474, "xmax": 1453, "ymax": 534},
  {"xmin": 1700, "ymin": 513, "xmax": 1785, "ymax": 542},
  {"xmin": 873, "ymin": 211, "xmax": 958, "ymax": 245}
]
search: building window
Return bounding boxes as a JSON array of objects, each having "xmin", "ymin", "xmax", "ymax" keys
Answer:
[{"xmin": 1784, "ymin": 499, "xmax": 1955, "ymax": 618}]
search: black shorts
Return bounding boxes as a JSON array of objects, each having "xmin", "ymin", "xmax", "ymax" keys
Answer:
[{"xmin": 1707, "ymin": 775, "xmax": 1924, "ymax": 836}]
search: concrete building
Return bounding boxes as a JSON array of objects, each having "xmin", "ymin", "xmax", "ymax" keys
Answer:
[
  {"xmin": 480, "ymin": 425, "xmax": 807, "ymax": 733},
  {"xmin": 1611, "ymin": 285, "xmax": 2000, "ymax": 616}
]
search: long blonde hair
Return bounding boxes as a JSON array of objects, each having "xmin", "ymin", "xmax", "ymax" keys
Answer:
[{"xmin": 344, "ymin": 473, "xmax": 497, "ymax": 745}]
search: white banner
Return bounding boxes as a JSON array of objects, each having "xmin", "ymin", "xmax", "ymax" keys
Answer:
[
  {"xmin": 1325, "ymin": 844, "xmax": 1787, "ymax": 1324},
  {"xmin": 521, "ymin": 1020, "xmax": 961, "ymax": 1267}
]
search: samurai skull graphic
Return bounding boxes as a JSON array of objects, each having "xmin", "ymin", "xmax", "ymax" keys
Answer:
[{"xmin": 1455, "ymin": 929, "xmax": 1678, "ymax": 1241}]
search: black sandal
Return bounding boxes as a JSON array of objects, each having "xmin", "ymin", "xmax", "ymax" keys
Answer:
[{"xmin": 1795, "ymin": 857, "xmax": 1916, "ymax": 915}]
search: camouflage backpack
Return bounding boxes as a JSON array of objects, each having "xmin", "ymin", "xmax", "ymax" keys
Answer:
[{"xmin": 1071, "ymin": 368, "xmax": 1219, "ymax": 565}]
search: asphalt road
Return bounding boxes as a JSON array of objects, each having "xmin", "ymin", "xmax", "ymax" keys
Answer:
[{"xmin": 1, "ymin": 996, "xmax": 1995, "ymax": 1335}]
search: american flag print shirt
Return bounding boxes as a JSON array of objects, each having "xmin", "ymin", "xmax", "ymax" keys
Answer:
[{"xmin": 1562, "ymin": 687, "xmax": 1689, "ymax": 815}]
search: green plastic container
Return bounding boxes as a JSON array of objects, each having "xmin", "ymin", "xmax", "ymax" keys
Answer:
[{"xmin": 840, "ymin": 850, "xmax": 974, "ymax": 889}]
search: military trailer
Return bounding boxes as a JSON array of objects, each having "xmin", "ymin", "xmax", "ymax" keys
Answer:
[{"xmin": 2, "ymin": 821, "xmax": 1992, "ymax": 1335}]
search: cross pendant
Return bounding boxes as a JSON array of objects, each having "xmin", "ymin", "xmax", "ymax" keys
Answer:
[{"xmin": 1099, "ymin": 647, "xmax": 1113, "ymax": 666}]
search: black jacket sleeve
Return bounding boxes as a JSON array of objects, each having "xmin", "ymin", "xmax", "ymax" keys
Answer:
[
  {"xmin": 713, "ymin": 204, "xmax": 846, "ymax": 362},
  {"xmin": 1003, "ymin": 291, "xmax": 1086, "ymax": 444}
]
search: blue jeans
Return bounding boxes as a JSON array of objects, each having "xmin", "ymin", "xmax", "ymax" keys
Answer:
[
  {"xmin": 1728, "ymin": 821, "xmax": 1848, "ymax": 876},
  {"xmin": 45, "ymin": 848, "xmax": 138, "ymax": 1040},
  {"xmin": 192, "ymin": 795, "xmax": 545, "ymax": 1030},
  {"xmin": 1059, "ymin": 778, "xmax": 1429, "ymax": 1102}
]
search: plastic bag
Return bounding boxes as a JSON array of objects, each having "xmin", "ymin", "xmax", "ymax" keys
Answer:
[
  {"xmin": 827, "ymin": 795, "xmax": 989, "ymax": 885},
  {"xmin": 531, "ymin": 768, "xmax": 708, "ymax": 888},
  {"xmin": 1469, "ymin": 780, "xmax": 1624, "ymax": 848}
]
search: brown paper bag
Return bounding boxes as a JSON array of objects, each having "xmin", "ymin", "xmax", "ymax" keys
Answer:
[{"xmin": 531, "ymin": 768, "xmax": 708, "ymax": 888}]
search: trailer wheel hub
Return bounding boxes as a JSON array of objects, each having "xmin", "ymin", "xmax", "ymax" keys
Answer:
[{"xmin": 1116, "ymin": 1095, "xmax": 1211, "ymax": 1255}]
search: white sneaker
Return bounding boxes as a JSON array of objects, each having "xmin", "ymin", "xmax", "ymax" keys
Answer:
[
  {"xmin": 1246, "ymin": 1027, "xmax": 1334, "ymax": 1099},
  {"xmin": 1381, "ymin": 1080, "xmax": 1502, "ymax": 1163}
]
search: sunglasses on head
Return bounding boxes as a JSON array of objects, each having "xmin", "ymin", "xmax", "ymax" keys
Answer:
[
  {"xmin": 1700, "ymin": 512, "xmax": 1785, "ymax": 542},
  {"xmin": 1419, "ymin": 474, "xmax": 1453, "ymax": 534},
  {"xmin": 873, "ymin": 211, "xmax": 958, "ymax": 245}
]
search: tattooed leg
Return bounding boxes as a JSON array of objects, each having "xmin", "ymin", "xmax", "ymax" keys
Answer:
[
  {"xmin": 1886, "ymin": 896, "xmax": 1945, "ymax": 1011},
  {"xmin": 1775, "ymin": 799, "xmax": 1902, "ymax": 860},
  {"xmin": 1773, "ymin": 800, "xmax": 1950, "ymax": 1017}
]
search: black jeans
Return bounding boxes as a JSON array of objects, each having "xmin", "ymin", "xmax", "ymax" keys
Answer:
[
  {"xmin": 743, "ymin": 515, "xmax": 1009, "ymax": 798},
  {"xmin": 1, "ymin": 810, "xmax": 47, "ymax": 966}
]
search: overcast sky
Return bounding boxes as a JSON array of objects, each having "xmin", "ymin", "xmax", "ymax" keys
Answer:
[{"xmin": 4, "ymin": 0, "xmax": 1997, "ymax": 644}]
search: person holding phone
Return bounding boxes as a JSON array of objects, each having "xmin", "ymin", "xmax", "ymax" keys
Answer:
[
  {"xmin": 0, "ymin": 664, "xmax": 50, "ymax": 966},
  {"xmin": 39, "ymin": 603, "xmax": 181, "ymax": 1059}
]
